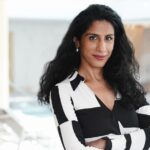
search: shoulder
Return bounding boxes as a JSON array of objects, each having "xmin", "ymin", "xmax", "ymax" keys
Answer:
[
  {"xmin": 135, "ymin": 103, "xmax": 150, "ymax": 118},
  {"xmin": 135, "ymin": 95, "xmax": 150, "ymax": 113},
  {"xmin": 56, "ymin": 76, "xmax": 71, "ymax": 86},
  {"xmin": 55, "ymin": 76, "xmax": 72, "ymax": 89},
  {"xmin": 136, "ymin": 95, "xmax": 149, "ymax": 108},
  {"xmin": 51, "ymin": 75, "xmax": 72, "ymax": 95},
  {"xmin": 49, "ymin": 76, "xmax": 73, "ymax": 104},
  {"xmin": 50, "ymin": 70, "xmax": 80, "ymax": 95}
]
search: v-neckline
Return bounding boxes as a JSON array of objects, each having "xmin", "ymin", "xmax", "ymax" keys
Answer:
[
  {"xmin": 95, "ymin": 95, "xmax": 116, "ymax": 112},
  {"xmin": 82, "ymin": 81, "xmax": 117, "ymax": 112},
  {"xmin": 73, "ymin": 70, "xmax": 121, "ymax": 112}
]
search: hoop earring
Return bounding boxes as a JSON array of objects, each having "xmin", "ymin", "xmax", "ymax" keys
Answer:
[{"xmin": 76, "ymin": 48, "xmax": 79, "ymax": 52}]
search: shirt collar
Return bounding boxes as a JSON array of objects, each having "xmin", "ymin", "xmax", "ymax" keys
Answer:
[
  {"xmin": 69, "ymin": 70, "xmax": 84, "ymax": 91},
  {"xmin": 68, "ymin": 70, "xmax": 122, "ymax": 100}
]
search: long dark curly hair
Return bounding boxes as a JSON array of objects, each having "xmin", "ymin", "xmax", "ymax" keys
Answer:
[{"xmin": 38, "ymin": 4, "xmax": 146, "ymax": 109}]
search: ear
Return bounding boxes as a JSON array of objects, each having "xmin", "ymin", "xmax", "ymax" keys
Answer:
[{"xmin": 73, "ymin": 37, "xmax": 80, "ymax": 48}]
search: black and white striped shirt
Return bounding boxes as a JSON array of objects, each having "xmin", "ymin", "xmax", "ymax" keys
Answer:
[{"xmin": 50, "ymin": 70, "xmax": 150, "ymax": 150}]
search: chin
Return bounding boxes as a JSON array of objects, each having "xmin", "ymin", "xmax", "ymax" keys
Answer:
[{"xmin": 90, "ymin": 63, "xmax": 106, "ymax": 69}]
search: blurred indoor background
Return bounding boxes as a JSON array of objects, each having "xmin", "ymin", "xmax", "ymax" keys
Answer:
[{"xmin": 0, "ymin": 0, "xmax": 150, "ymax": 150}]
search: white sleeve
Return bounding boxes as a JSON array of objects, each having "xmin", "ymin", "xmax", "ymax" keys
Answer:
[
  {"xmin": 103, "ymin": 127, "xmax": 150, "ymax": 150},
  {"xmin": 104, "ymin": 102, "xmax": 150, "ymax": 150},
  {"xmin": 136, "ymin": 104, "xmax": 150, "ymax": 128},
  {"xmin": 49, "ymin": 84, "xmax": 101, "ymax": 150}
]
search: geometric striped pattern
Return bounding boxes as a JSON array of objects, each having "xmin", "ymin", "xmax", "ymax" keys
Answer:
[
  {"xmin": 49, "ymin": 70, "xmax": 150, "ymax": 150},
  {"xmin": 136, "ymin": 106, "xmax": 150, "ymax": 128}
]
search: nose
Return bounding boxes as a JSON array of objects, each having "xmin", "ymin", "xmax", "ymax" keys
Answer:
[{"xmin": 96, "ymin": 39, "xmax": 107, "ymax": 53}]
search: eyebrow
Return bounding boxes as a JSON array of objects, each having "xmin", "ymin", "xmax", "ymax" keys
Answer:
[{"xmin": 85, "ymin": 33, "xmax": 115, "ymax": 36}]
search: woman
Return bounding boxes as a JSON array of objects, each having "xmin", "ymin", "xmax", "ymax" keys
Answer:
[{"xmin": 38, "ymin": 4, "xmax": 150, "ymax": 150}]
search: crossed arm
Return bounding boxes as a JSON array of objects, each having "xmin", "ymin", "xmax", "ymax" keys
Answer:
[
  {"xmin": 86, "ymin": 104, "xmax": 150, "ymax": 150},
  {"xmin": 50, "ymin": 85, "xmax": 150, "ymax": 150}
]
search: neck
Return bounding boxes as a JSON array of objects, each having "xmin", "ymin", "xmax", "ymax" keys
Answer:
[{"xmin": 78, "ymin": 66, "xmax": 104, "ymax": 82}]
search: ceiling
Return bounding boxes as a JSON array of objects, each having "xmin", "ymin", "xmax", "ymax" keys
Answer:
[{"xmin": 6, "ymin": 0, "xmax": 150, "ymax": 21}]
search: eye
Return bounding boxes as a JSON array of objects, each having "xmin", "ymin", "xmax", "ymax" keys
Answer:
[
  {"xmin": 89, "ymin": 34, "xmax": 98, "ymax": 41},
  {"xmin": 105, "ymin": 35, "xmax": 114, "ymax": 41}
]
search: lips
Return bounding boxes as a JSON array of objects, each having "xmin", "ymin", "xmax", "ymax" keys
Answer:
[{"xmin": 92, "ymin": 55, "xmax": 106, "ymax": 60}]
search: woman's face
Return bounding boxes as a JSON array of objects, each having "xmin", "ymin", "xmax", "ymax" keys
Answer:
[{"xmin": 76, "ymin": 20, "xmax": 115, "ymax": 70}]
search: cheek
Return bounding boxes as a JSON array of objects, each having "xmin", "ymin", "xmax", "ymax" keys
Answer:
[
  {"xmin": 80, "ymin": 43, "xmax": 96, "ymax": 55},
  {"xmin": 108, "ymin": 42, "xmax": 114, "ymax": 53},
  {"xmin": 110, "ymin": 46, "xmax": 114, "ymax": 53},
  {"xmin": 109, "ymin": 49, "xmax": 114, "ymax": 57},
  {"xmin": 80, "ymin": 38, "xmax": 96, "ymax": 48}
]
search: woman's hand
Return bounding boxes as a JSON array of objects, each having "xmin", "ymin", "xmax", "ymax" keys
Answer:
[{"xmin": 86, "ymin": 138, "xmax": 106, "ymax": 149}]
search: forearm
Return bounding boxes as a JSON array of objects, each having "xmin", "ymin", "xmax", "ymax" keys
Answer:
[
  {"xmin": 86, "ymin": 139, "xmax": 106, "ymax": 150},
  {"xmin": 107, "ymin": 128, "xmax": 150, "ymax": 150},
  {"xmin": 136, "ymin": 105, "xmax": 150, "ymax": 128},
  {"xmin": 86, "ymin": 127, "xmax": 150, "ymax": 150}
]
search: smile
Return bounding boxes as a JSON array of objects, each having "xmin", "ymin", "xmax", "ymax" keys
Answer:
[{"xmin": 92, "ymin": 55, "xmax": 106, "ymax": 60}]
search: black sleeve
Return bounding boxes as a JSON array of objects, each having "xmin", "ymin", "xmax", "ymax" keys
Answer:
[
  {"xmin": 49, "ymin": 84, "xmax": 101, "ymax": 150},
  {"xmin": 50, "ymin": 84, "xmax": 150, "ymax": 150},
  {"xmin": 135, "ymin": 97, "xmax": 150, "ymax": 128},
  {"xmin": 103, "ymin": 127, "xmax": 150, "ymax": 150}
]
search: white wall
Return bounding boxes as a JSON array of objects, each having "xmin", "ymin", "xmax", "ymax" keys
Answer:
[
  {"xmin": 9, "ymin": 18, "xmax": 150, "ymax": 96},
  {"xmin": 10, "ymin": 19, "xmax": 70, "ymax": 95},
  {"xmin": 6, "ymin": 0, "xmax": 150, "ymax": 21},
  {"xmin": 0, "ymin": 0, "xmax": 9, "ymax": 109}
]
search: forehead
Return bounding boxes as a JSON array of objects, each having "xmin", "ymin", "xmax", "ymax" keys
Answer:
[{"xmin": 84, "ymin": 20, "xmax": 115, "ymax": 35}]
